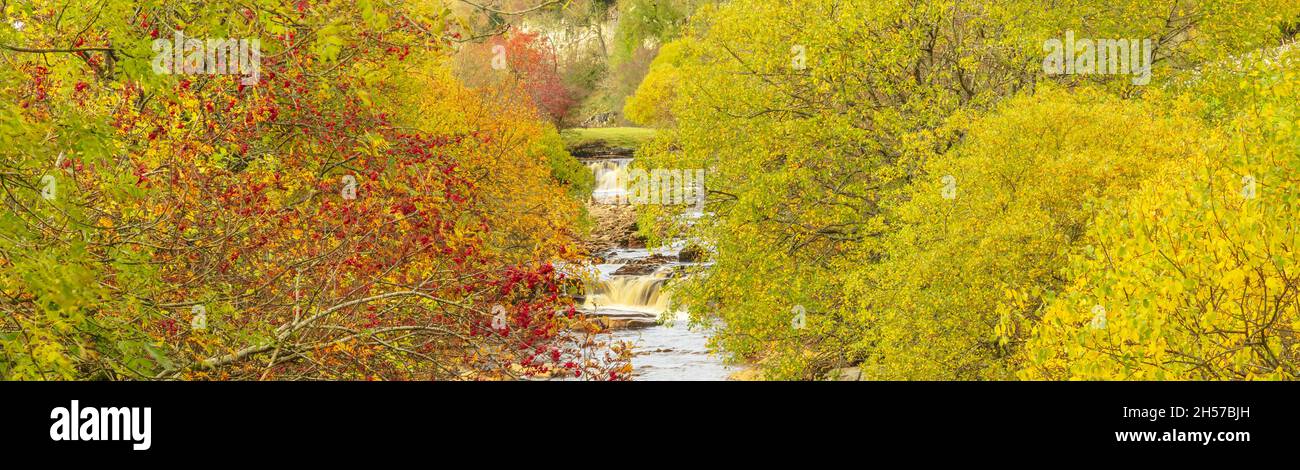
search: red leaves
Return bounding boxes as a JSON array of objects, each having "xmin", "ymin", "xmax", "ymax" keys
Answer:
[
  {"xmin": 132, "ymin": 163, "xmax": 149, "ymax": 184},
  {"xmin": 4, "ymin": 2, "xmax": 622, "ymax": 381},
  {"xmin": 485, "ymin": 31, "xmax": 576, "ymax": 124},
  {"xmin": 389, "ymin": 201, "xmax": 416, "ymax": 217}
]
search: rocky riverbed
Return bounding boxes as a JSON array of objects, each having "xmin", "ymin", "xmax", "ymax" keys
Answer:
[{"xmin": 574, "ymin": 147, "xmax": 735, "ymax": 380}]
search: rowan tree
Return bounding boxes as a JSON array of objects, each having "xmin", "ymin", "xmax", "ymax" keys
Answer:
[{"xmin": 0, "ymin": 0, "xmax": 629, "ymax": 380}]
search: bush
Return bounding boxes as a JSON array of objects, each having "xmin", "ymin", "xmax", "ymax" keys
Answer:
[
  {"xmin": 1023, "ymin": 48, "xmax": 1300, "ymax": 380},
  {"xmin": 850, "ymin": 87, "xmax": 1217, "ymax": 379}
]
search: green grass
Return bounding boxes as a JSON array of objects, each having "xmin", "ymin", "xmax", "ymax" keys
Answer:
[{"xmin": 560, "ymin": 127, "xmax": 658, "ymax": 149}]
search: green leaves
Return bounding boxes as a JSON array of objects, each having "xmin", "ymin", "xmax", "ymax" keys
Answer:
[
  {"xmin": 634, "ymin": 0, "xmax": 1300, "ymax": 380},
  {"xmin": 358, "ymin": 0, "xmax": 390, "ymax": 30},
  {"xmin": 314, "ymin": 21, "xmax": 346, "ymax": 63},
  {"xmin": 1025, "ymin": 46, "xmax": 1300, "ymax": 380}
]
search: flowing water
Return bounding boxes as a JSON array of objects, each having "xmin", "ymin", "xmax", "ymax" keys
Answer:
[
  {"xmin": 586, "ymin": 158, "xmax": 631, "ymax": 204},
  {"xmin": 580, "ymin": 157, "xmax": 734, "ymax": 381}
]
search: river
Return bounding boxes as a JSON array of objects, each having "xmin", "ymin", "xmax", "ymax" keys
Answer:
[{"xmin": 579, "ymin": 156, "xmax": 734, "ymax": 381}]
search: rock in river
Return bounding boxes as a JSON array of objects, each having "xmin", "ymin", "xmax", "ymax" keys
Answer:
[{"xmin": 611, "ymin": 254, "xmax": 676, "ymax": 276}]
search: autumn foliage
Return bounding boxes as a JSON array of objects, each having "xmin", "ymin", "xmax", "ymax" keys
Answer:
[
  {"xmin": 0, "ymin": 1, "xmax": 628, "ymax": 380},
  {"xmin": 455, "ymin": 29, "xmax": 575, "ymax": 125},
  {"xmin": 628, "ymin": 0, "xmax": 1300, "ymax": 380}
]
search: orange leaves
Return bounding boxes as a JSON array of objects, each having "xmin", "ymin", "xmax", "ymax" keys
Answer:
[{"xmin": 2, "ymin": 1, "xmax": 619, "ymax": 381}]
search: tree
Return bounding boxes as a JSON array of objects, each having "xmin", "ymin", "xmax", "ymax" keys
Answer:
[
  {"xmin": 0, "ymin": 0, "xmax": 627, "ymax": 380},
  {"xmin": 1023, "ymin": 46, "xmax": 1300, "ymax": 380},
  {"xmin": 850, "ymin": 87, "xmax": 1218, "ymax": 379},
  {"xmin": 456, "ymin": 30, "xmax": 575, "ymax": 124},
  {"xmin": 627, "ymin": 0, "xmax": 1300, "ymax": 379}
]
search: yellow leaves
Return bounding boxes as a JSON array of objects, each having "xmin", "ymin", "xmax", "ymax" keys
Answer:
[
  {"xmin": 994, "ymin": 307, "xmax": 1013, "ymax": 348},
  {"xmin": 851, "ymin": 87, "xmax": 1215, "ymax": 379},
  {"xmin": 614, "ymin": 0, "xmax": 1300, "ymax": 381},
  {"xmin": 1024, "ymin": 57, "xmax": 1300, "ymax": 380},
  {"xmin": 1219, "ymin": 268, "xmax": 1248, "ymax": 290},
  {"xmin": 314, "ymin": 21, "xmax": 347, "ymax": 63},
  {"xmin": 361, "ymin": 132, "xmax": 389, "ymax": 155},
  {"xmin": 1145, "ymin": 336, "xmax": 1169, "ymax": 362}
]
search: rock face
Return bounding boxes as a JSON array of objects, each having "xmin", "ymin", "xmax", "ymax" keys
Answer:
[
  {"xmin": 584, "ymin": 310, "xmax": 658, "ymax": 330},
  {"xmin": 612, "ymin": 254, "xmax": 676, "ymax": 276},
  {"xmin": 579, "ymin": 111, "xmax": 621, "ymax": 128},
  {"xmin": 569, "ymin": 143, "xmax": 634, "ymax": 159},
  {"xmin": 584, "ymin": 204, "xmax": 646, "ymax": 254}
]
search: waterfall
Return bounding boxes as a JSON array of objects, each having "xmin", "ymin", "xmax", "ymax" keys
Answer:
[
  {"xmin": 575, "ymin": 148, "xmax": 733, "ymax": 379},
  {"xmin": 583, "ymin": 272, "xmax": 671, "ymax": 315},
  {"xmin": 586, "ymin": 158, "xmax": 630, "ymax": 204}
]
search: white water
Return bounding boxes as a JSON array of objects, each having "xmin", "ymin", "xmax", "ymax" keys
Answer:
[
  {"xmin": 581, "ymin": 156, "xmax": 733, "ymax": 380},
  {"xmin": 583, "ymin": 271, "xmax": 672, "ymax": 314},
  {"xmin": 584, "ymin": 252, "xmax": 733, "ymax": 381},
  {"xmin": 587, "ymin": 158, "xmax": 631, "ymax": 204}
]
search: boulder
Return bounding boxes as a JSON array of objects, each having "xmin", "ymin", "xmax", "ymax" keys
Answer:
[
  {"xmin": 582, "ymin": 310, "xmax": 659, "ymax": 330},
  {"xmin": 582, "ymin": 204, "xmax": 645, "ymax": 253},
  {"xmin": 678, "ymin": 244, "xmax": 708, "ymax": 263},
  {"xmin": 611, "ymin": 254, "xmax": 675, "ymax": 276}
]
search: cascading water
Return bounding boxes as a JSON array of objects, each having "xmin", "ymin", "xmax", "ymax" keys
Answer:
[
  {"xmin": 579, "ymin": 155, "xmax": 733, "ymax": 380},
  {"xmin": 583, "ymin": 272, "xmax": 672, "ymax": 314},
  {"xmin": 587, "ymin": 158, "xmax": 630, "ymax": 203}
]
